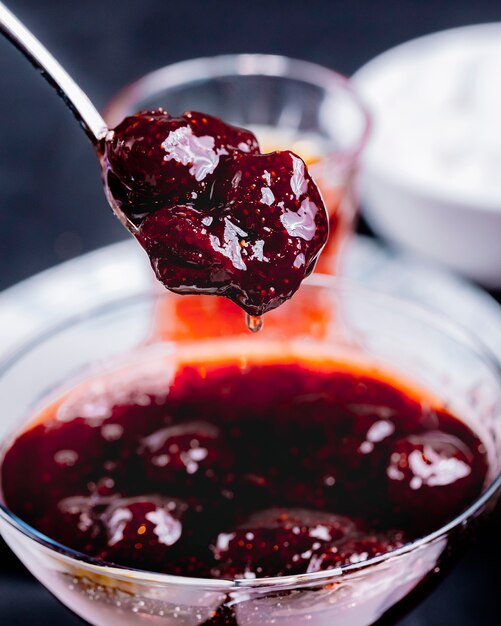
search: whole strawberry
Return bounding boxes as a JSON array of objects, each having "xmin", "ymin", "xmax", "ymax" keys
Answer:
[{"xmin": 103, "ymin": 110, "xmax": 328, "ymax": 316}]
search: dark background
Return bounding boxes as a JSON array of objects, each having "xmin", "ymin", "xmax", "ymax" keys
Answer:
[{"xmin": 0, "ymin": 1, "xmax": 500, "ymax": 624}]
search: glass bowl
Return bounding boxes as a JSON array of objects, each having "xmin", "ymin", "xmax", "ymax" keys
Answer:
[
  {"xmin": 0, "ymin": 277, "xmax": 499, "ymax": 626},
  {"xmin": 104, "ymin": 54, "xmax": 371, "ymax": 273}
]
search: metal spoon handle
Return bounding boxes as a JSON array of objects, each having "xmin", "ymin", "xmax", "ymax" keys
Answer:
[{"xmin": 0, "ymin": 1, "xmax": 108, "ymax": 145}]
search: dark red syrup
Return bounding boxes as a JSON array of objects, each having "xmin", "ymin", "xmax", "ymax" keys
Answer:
[
  {"xmin": 0, "ymin": 358, "xmax": 487, "ymax": 583},
  {"xmin": 101, "ymin": 110, "xmax": 329, "ymax": 316}
]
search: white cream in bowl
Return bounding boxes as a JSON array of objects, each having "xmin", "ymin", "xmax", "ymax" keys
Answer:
[{"xmin": 354, "ymin": 24, "xmax": 501, "ymax": 286}]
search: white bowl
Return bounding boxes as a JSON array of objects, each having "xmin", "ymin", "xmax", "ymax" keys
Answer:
[{"xmin": 353, "ymin": 23, "xmax": 501, "ymax": 287}]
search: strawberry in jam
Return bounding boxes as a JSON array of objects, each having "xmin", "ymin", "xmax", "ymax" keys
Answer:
[{"xmin": 211, "ymin": 508, "xmax": 356, "ymax": 578}]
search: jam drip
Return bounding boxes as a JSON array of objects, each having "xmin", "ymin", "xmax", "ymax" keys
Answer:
[
  {"xmin": 1, "ymin": 361, "xmax": 487, "ymax": 580},
  {"xmin": 102, "ymin": 110, "xmax": 329, "ymax": 316}
]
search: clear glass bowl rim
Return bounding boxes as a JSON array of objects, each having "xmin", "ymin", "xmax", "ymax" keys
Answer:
[
  {"xmin": 0, "ymin": 275, "xmax": 499, "ymax": 592},
  {"xmin": 104, "ymin": 53, "xmax": 372, "ymax": 165}
]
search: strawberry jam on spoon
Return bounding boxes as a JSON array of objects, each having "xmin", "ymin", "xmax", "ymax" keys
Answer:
[{"xmin": 101, "ymin": 109, "xmax": 329, "ymax": 324}]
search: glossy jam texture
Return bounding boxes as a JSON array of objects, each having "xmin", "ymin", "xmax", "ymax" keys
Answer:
[
  {"xmin": 102, "ymin": 111, "xmax": 329, "ymax": 315},
  {"xmin": 1, "ymin": 360, "xmax": 487, "ymax": 582}
]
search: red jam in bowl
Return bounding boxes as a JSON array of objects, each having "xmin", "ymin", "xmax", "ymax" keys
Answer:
[{"xmin": 1, "ymin": 355, "xmax": 487, "ymax": 582}]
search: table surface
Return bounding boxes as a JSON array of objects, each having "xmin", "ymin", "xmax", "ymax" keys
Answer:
[{"xmin": 0, "ymin": 1, "xmax": 500, "ymax": 624}]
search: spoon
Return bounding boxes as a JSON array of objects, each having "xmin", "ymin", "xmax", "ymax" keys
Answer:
[
  {"xmin": 0, "ymin": 1, "xmax": 136, "ymax": 232},
  {"xmin": 0, "ymin": 2, "xmax": 264, "ymax": 332}
]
